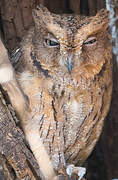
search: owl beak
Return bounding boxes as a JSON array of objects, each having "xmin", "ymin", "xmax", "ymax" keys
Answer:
[{"xmin": 66, "ymin": 56, "xmax": 73, "ymax": 74}]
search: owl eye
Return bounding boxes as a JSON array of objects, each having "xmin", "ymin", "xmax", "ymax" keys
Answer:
[
  {"xmin": 83, "ymin": 37, "xmax": 97, "ymax": 46},
  {"xmin": 44, "ymin": 39, "xmax": 59, "ymax": 47}
]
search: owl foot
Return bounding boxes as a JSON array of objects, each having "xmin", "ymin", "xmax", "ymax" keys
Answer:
[{"xmin": 66, "ymin": 164, "xmax": 86, "ymax": 180}]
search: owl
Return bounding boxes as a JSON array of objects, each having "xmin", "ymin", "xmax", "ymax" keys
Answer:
[{"xmin": 0, "ymin": 4, "xmax": 112, "ymax": 180}]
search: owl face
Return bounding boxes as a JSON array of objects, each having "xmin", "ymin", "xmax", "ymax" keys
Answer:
[{"xmin": 31, "ymin": 5, "xmax": 110, "ymax": 76}]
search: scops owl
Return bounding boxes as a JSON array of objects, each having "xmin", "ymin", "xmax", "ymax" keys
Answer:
[{"xmin": 0, "ymin": 4, "xmax": 112, "ymax": 180}]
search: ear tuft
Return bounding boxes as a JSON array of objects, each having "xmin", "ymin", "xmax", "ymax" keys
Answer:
[
  {"xmin": 96, "ymin": 9, "xmax": 109, "ymax": 23},
  {"xmin": 96, "ymin": 9, "xmax": 109, "ymax": 18},
  {"xmin": 32, "ymin": 4, "xmax": 52, "ymax": 26},
  {"xmin": 35, "ymin": 4, "xmax": 48, "ymax": 12},
  {"xmin": 90, "ymin": 9, "xmax": 110, "ymax": 33}
]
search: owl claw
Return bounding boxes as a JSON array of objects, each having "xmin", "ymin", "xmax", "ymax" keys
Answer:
[
  {"xmin": 66, "ymin": 164, "xmax": 86, "ymax": 180},
  {"xmin": 77, "ymin": 167, "xmax": 86, "ymax": 180}
]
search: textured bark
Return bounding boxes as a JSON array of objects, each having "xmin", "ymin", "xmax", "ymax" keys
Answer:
[
  {"xmin": 103, "ymin": 1, "xmax": 118, "ymax": 179},
  {"xmin": 0, "ymin": 0, "xmax": 115, "ymax": 180},
  {"xmin": 0, "ymin": 0, "xmax": 38, "ymax": 51},
  {"xmin": 0, "ymin": 89, "xmax": 42, "ymax": 180}
]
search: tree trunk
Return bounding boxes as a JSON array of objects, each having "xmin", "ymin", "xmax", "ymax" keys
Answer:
[
  {"xmin": 0, "ymin": 0, "xmax": 116, "ymax": 180},
  {"xmin": 0, "ymin": 0, "xmax": 38, "ymax": 51},
  {"xmin": 0, "ymin": 88, "xmax": 41, "ymax": 179},
  {"xmin": 103, "ymin": 1, "xmax": 118, "ymax": 179}
]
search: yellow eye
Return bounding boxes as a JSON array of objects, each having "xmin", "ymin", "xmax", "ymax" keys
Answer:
[
  {"xmin": 83, "ymin": 37, "xmax": 97, "ymax": 46},
  {"xmin": 45, "ymin": 39, "xmax": 59, "ymax": 47}
]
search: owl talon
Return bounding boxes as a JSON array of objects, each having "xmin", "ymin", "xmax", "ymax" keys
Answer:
[
  {"xmin": 66, "ymin": 164, "xmax": 86, "ymax": 180},
  {"xmin": 77, "ymin": 167, "xmax": 86, "ymax": 180}
]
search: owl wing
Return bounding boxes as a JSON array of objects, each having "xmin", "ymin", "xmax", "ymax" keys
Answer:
[
  {"xmin": 0, "ymin": 40, "xmax": 57, "ymax": 179},
  {"xmin": 10, "ymin": 47, "xmax": 22, "ymax": 66}
]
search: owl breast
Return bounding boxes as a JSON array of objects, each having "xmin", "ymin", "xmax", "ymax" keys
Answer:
[
  {"xmin": 18, "ymin": 60, "xmax": 112, "ymax": 167},
  {"xmin": 49, "ymin": 71, "xmax": 106, "ymax": 165},
  {"xmin": 8, "ymin": 6, "xmax": 112, "ymax": 177}
]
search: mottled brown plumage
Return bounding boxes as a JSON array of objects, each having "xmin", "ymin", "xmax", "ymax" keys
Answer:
[{"xmin": 2, "ymin": 5, "xmax": 112, "ymax": 180}]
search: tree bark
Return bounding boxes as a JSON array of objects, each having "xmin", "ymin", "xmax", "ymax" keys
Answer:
[
  {"xmin": 0, "ymin": 0, "xmax": 115, "ymax": 180},
  {"xmin": 103, "ymin": 1, "xmax": 118, "ymax": 179},
  {"xmin": 0, "ymin": 0, "xmax": 38, "ymax": 52},
  {"xmin": 0, "ymin": 88, "xmax": 42, "ymax": 179}
]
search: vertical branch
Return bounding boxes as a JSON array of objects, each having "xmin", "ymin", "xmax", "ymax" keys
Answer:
[{"xmin": 103, "ymin": 0, "xmax": 118, "ymax": 179}]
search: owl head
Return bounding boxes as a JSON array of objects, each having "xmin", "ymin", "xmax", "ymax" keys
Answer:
[{"xmin": 22, "ymin": 4, "xmax": 111, "ymax": 79}]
